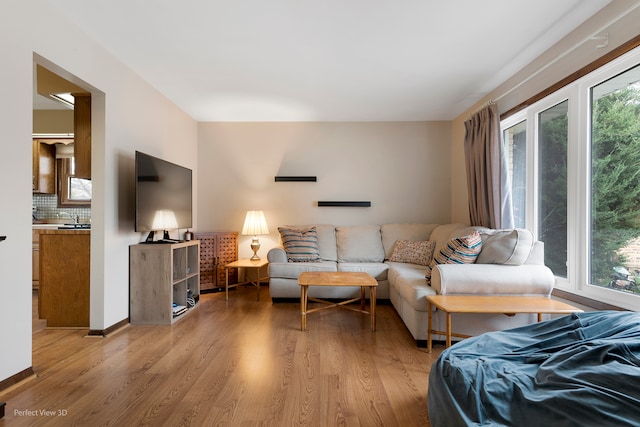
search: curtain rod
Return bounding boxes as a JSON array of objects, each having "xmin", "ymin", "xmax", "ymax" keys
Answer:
[
  {"xmin": 467, "ymin": 2, "xmax": 640, "ymax": 121},
  {"xmin": 466, "ymin": 100, "xmax": 496, "ymax": 121}
]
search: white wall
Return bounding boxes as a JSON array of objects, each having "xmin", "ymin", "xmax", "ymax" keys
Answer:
[
  {"xmin": 197, "ymin": 121, "xmax": 451, "ymax": 259},
  {"xmin": 0, "ymin": 0, "xmax": 197, "ymax": 384},
  {"xmin": 450, "ymin": 1, "xmax": 640, "ymax": 223}
]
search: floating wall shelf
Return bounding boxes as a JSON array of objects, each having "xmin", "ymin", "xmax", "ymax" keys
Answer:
[
  {"xmin": 274, "ymin": 176, "xmax": 317, "ymax": 182},
  {"xmin": 317, "ymin": 201, "xmax": 371, "ymax": 207}
]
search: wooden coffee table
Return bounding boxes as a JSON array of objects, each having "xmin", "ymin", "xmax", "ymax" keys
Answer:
[
  {"xmin": 298, "ymin": 271, "xmax": 378, "ymax": 331},
  {"xmin": 426, "ymin": 295, "xmax": 582, "ymax": 352}
]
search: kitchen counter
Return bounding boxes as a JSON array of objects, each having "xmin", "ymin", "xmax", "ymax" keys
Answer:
[
  {"xmin": 32, "ymin": 224, "xmax": 61, "ymax": 229},
  {"xmin": 33, "ymin": 223, "xmax": 91, "ymax": 231},
  {"xmin": 37, "ymin": 228, "xmax": 91, "ymax": 235}
]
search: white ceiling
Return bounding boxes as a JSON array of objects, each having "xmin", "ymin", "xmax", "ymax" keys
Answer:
[{"xmin": 45, "ymin": 0, "xmax": 612, "ymax": 121}]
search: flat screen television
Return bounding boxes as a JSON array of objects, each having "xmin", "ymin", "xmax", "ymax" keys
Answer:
[{"xmin": 135, "ymin": 151, "xmax": 192, "ymax": 242}]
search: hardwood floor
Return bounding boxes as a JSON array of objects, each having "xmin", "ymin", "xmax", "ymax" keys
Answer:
[{"xmin": 2, "ymin": 286, "xmax": 442, "ymax": 426}]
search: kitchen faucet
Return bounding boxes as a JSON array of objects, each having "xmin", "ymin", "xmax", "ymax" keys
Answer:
[{"xmin": 57, "ymin": 211, "xmax": 80, "ymax": 223}]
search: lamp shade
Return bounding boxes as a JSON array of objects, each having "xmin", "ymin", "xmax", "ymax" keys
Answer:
[
  {"xmin": 241, "ymin": 210, "xmax": 269, "ymax": 236},
  {"xmin": 151, "ymin": 209, "xmax": 179, "ymax": 230}
]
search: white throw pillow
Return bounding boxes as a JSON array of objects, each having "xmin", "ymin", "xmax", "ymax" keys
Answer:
[{"xmin": 476, "ymin": 228, "xmax": 534, "ymax": 265}]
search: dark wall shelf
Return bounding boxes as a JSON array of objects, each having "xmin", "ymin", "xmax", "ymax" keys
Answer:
[
  {"xmin": 274, "ymin": 176, "xmax": 317, "ymax": 182},
  {"xmin": 317, "ymin": 201, "xmax": 371, "ymax": 207}
]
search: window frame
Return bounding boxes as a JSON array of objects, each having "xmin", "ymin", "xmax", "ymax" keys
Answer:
[
  {"xmin": 500, "ymin": 45, "xmax": 640, "ymax": 311},
  {"xmin": 57, "ymin": 157, "xmax": 91, "ymax": 208}
]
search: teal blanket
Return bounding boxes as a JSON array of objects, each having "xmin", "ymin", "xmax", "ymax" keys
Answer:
[{"xmin": 428, "ymin": 311, "xmax": 640, "ymax": 426}]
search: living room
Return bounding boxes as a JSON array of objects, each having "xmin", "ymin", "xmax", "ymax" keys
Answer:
[{"xmin": 2, "ymin": 0, "xmax": 640, "ymax": 424}]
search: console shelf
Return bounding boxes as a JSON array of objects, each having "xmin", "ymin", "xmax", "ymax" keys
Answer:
[{"xmin": 129, "ymin": 240, "xmax": 200, "ymax": 325}]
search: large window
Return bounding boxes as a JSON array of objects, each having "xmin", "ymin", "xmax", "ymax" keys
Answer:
[
  {"xmin": 590, "ymin": 64, "xmax": 640, "ymax": 294},
  {"xmin": 501, "ymin": 46, "xmax": 640, "ymax": 310}
]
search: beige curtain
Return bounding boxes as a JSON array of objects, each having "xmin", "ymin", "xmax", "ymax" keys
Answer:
[{"xmin": 464, "ymin": 104, "xmax": 514, "ymax": 229}]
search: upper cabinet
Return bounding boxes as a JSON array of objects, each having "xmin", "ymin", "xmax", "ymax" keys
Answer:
[
  {"xmin": 34, "ymin": 65, "xmax": 92, "ymax": 180},
  {"xmin": 32, "ymin": 140, "xmax": 55, "ymax": 194},
  {"xmin": 73, "ymin": 94, "xmax": 91, "ymax": 179}
]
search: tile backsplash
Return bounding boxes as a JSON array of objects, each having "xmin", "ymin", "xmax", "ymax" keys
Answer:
[{"xmin": 32, "ymin": 194, "xmax": 91, "ymax": 222}]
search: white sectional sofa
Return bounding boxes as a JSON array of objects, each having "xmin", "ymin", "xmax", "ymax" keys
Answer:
[{"xmin": 267, "ymin": 223, "xmax": 555, "ymax": 346}]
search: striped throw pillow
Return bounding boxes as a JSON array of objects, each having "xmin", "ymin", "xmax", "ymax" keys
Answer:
[
  {"xmin": 425, "ymin": 231, "xmax": 482, "ymax": 285},
  {"xmin": 278, "ymin": 226, "xmax": 321, "ymax": 262}
]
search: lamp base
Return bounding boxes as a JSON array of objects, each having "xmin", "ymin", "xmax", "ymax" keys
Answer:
[{"xmin": 250, "ymin": 237, "xmax": 261, "ymax": 260}]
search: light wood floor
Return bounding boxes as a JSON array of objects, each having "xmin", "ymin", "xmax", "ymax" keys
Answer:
[{"xmin": 2, "ymin": 286, "xmax": 442, "ymax": 426}]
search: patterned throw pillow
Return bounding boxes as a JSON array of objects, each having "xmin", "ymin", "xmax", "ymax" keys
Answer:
[
  {"xmin": 425, "ymin": 231, "xmax": 483, "ymax": 285},
  {"xmin": 389, "ymin": 240, "xmax": 436, "ymax": 266},
  {"xmin": 278, "ymin": 226, "xmax": 321, "ymax": 262}
]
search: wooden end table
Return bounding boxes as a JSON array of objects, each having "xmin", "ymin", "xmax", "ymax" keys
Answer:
[
  {"xmin": 298, "ymin": 271, "xmax": 378, "ymax": 331},
  {"xmin": 426, "ymin": 295, "xmax": 583, "ymax": 352},
  {"xmin": 225, "ymin": 258, "xmax": 269, "ymax": 301}
]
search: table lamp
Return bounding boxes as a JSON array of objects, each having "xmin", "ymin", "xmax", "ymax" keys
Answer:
[
  {"xmin": 150, "ymin": 209, "xmax": 178, "ymax": 241},
  {"xmin": 241, "ymin": 210, "xmax": 269, "ymax": 260}
]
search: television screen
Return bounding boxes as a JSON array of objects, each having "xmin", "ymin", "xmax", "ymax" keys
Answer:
[{"xmin": 135, "ymin": 151, "xmax": 192, "ymax": 236}]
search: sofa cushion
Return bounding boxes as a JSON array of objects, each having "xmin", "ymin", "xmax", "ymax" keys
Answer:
[
  {"xmin": 381, "ymin": 223, "xmax": 439, "ymax": 259},
  {"xmin": 389, "ymin": 240, "xmax": 436, "ymax": 266},
  {"xmin": 476, "ymin": 228, "xmax": 535, "ymax": 265},
  {"xmin": 336, "ymin": 225, "xmax": 385, "ymax": 262},
  {"xmin": 388, "ymin": 264, "xmax": 435, "ymax": 311},
  {"xmin": 278, "ymin": 226, "xmax": 321, "ymax": 262},
  {"xmin": 425, "ymin": 231, "xmax": 482, "ymax": 284},
  {"xmin": 338, "ymin": 262, "xmax": 389, "ymax": 281},
  {"xmin": 314, "ymin": 224, "xmax": 338, "ymax": 261},
  {"xmin": 268, "ymin": 261, "xmax": 337, "ymax": 279}
]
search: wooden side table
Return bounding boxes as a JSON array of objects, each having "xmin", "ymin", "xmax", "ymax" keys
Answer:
[
  {"xmin": 224, "ymin": 258, "xmax": 269, "ymax": 301},
  {"xmin": 426, "ymin": 295, "xmax": 582, "ymax": 352}
]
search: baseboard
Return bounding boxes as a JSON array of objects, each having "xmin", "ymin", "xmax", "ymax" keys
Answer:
[
  {"xmin": 0, "ymin": 367, "xmax": 35, "ymax": 394},
  {"xmin": 87, "ymin": 318, "xmax": 129, "ymax": 337}
]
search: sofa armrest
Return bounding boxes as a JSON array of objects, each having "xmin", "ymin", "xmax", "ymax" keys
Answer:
[
  {"xmin": 431, "ymin": 264, "xmax": 555, "ymax": 296},
  {"xmin": 267, "ymin": 247, "xmax": 288, "ymax": 263}
]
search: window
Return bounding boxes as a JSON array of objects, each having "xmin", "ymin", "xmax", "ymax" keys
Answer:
[
  {"xmin": 57, "ymin": 158, "xmax": 91, "ymax": 207},
  {"xmin": 589, "ymin": 64, "xmax": 640, "ymax": 293},
  {"xmin": 538, "ymin": 100, "xmax": 569, "ymax": 278},
  {"xmin": 500, "ymin": 46, "xmax": 640, "ymax": 310},
  {"xmin": 503, "ymin": 120, "xmax": 527, "ymax": 228}
]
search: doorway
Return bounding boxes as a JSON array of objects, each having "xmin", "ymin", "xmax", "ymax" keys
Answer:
[{"xmin": 32, "ymin": 57, "xmax": 96, "ymax": 331}]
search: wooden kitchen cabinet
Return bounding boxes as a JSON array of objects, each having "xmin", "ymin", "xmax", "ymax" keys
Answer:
[
  {"xmin": 73, "ymin": 94, "xmax": 91, "ymax": 179},
  {"xmin": 39, "ymin": 230, "xmax": 90, "ymax": 327},
  {"xmin": 32, "ymin": 230, "xmax": 40, "ymax": 289},
  {"xmin": 32, "ymin": 140, "xmax": 56, "ymax": 194},
  {"xmin": 194, "ymin": 232, "xmax": 238, "ymax": 292}
]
